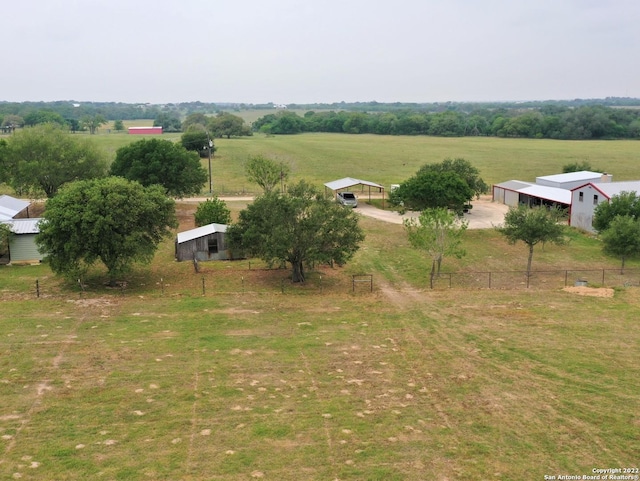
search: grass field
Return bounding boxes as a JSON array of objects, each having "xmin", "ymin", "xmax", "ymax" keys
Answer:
[
  {"xmin": 1, "ymin": 132, "xmax": 639, "ymax": 479},
  {"xmin": 70, "ymin": 126, "xmax": 640, "ymax": 195}
]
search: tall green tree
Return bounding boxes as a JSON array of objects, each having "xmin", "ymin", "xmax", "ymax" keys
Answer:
[
  {"xmin": 3, "ymin": 123, "xmax": 108, "ymax": 197},
  {"xmin": 593, "ymin": 191, "xmax": 640, "ymax": 233},
  {"xmin": 496, "ymin": 205, "xmax": 567, "ymax": 279},
  {"xmin": 417, "ymin": 158, "xmax": 488, "ymax": 199},
  {"xmin": 180, "ymin": 127, "xmax": 216, "ymax": 157},
  {"xmin": 390, "ymin": 170, "xmax": 474, "ymax": 213},
  {"xmin": 80, "ymin": 114, "xmax": 107, "ymax": 134},
  {"xmin": 194, "ymin": 197, "xmax": 231, "ymax": 227},
  {"xmin": 245, "ymin": 155, "xmax": 290, "ymax": 193},
  {"xmin": 227, "ymin": 180, "xmax": 364, "ymax": 283},
  {"xmin": 23, "ymin": 110, "xmax": 66, "ymax": 127},
  {"xmin": 36, "ymin": 177, "xmax": 177, "ymax": 286},
  {"xmin": 404, "ymin": 208, "xmax": 468, "ymax": 288},
  {"xmin": 209, "ymin": 112, "xmax": 251, "ymax": 138},
  {"xmin": 600, "ymin": 215, "xmax": 640, "ymax": 270},
  {"xmin": 182, "ymin": 113, "xmax": 209, "ymax": 131},
  {"xmin": 111, "ymin": 138, "xmax": 207, "ymax": 197},
  {"xmin": 153, "ymin": 112, "xmax": 182, "ymax": 132}
]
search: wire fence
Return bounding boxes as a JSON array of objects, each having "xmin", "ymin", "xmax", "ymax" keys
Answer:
[
  {"xmin": 431, "ymin": 268, "xmax": 640, "ymax": 290},
  {"xmin": 4, "ymin": 267, "xmax": 639, "ymax": 300}
]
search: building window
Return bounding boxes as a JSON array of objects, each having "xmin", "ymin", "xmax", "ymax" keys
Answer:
[
  {"xmin": 208, "ymin": 237, "xmax": 219, "ymax": 254},
  {"xmin": 593, "ymin": 195, "xmax": 599, "ymax": 205},
  {"xmin": 578, "ymin": 192, "xmax": 584, "ymax": 202}
]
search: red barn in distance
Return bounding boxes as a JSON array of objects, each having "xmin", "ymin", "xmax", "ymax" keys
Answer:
[{"xmin": 128, "ymin": 126, "xmax": 163, "ymax": 135}]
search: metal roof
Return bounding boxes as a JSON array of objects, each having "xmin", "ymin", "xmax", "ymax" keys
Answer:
[
  {"xmin": 494, "ymin": 180, "xmax": 533, "ymax": 191},
  {"xmin": 519, "ymin": 184, "xmax": 572, "ymax": 204},
  {"xmin": 1, "ymin": 218, "xmax": 42, "ymax": 235},
  {"xmin": 580, "ymin": 181, "xmax": 640, "ymax": 199},
  {"xmin": 535, "ymin": 171, "xmax": 603, "ymax": 184},
  {"xmin": 0, "ymin": 195, "xmax": 30, "ymax": 221},
  {"xmin": 176, "ymin": 223, "xmax": 228, "ymax": 244},
  {"xmin": 324, "ymin": 177, "xmax": 384, "ymax": 191}
]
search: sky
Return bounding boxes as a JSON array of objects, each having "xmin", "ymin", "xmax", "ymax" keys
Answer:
[{"xmin": 2, "ymin": 0, "xmax": 639, "ymax": 104}]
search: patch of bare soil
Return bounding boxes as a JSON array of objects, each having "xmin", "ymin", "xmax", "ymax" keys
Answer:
[{"xmin": 562, "ymin": 286, "xmax": 614, "ymax": 298}]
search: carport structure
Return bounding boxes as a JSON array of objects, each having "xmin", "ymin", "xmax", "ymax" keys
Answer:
[{"xmin": 324, "ymin": 177, "xmax": 385, "ymax": 208}]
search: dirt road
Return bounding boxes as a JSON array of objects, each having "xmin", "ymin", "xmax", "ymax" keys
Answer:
[
  {"xmin": 183, "ymin": 195, "xmax": 509, "ymax": 229},
  {"xmin": 353, "ymin": 196, "xmax": 508, "ymax": 229}
]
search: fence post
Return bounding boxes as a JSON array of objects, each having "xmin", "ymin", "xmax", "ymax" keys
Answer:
[
  {"xmin": 202, "ymin": 277, "xmax": 205, "ymax": 296},
  {"xmin": 36, "ymin": 279, "xmax": 40, "ymax": 298},
  {"xmin": 161, "ymin": 277, "xmax": 164, "ymax": 296},
  {"xmin": 602, "ymin": 269, "xmax": 605, "ymax": 286},
  {"xmin": 564, "ymin": 270, "xmax": 568, "ymax": 287},
  {"xmin": 488, "ymin": 271, "xmax": 492, "ymax": 289}
]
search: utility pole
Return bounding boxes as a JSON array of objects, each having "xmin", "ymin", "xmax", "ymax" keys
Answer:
[{"xmin": 206, "ymin": 132, "xmax": 213, "ymax": 194}]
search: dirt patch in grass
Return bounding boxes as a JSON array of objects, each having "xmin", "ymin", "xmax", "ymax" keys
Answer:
[{"xmin": 562, "ymin": 286, "xmax": 614, "ymax": 298}]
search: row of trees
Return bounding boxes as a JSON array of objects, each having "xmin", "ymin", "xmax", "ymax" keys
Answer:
[
  {"xmin": 0, "ymin": 109, "xmax": 252, "ymax": 138},
  {"xmin": 0, "ymin": 124, "xmax": 208, "ymax": 198},
  {"xmin": 252, "ymin": 106, "xmax": 640, "ymax": 140}
]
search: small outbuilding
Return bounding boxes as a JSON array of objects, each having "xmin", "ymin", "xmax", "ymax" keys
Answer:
[
  {"xmin": 128, "ymin": 126, "xmax": 163, "ymax": 135},
  {"xmin": 324, "ymin": 177, "xmax": 385, "ymax": 208},
  {"xmin": 0, "ymin": 218, "xmax": 43, "ymax": 265},
  {"xmin": 175, "ymin": 223, "xmax": 240, "ymax": 262}
]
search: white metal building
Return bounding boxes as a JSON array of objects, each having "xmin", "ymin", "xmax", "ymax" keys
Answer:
[
  {"xmin": 493, "ymin": 171, "xmax": 610, "ymax": 209},
  {"xmin": 570, "ymin": 181, "xmax": 640, "ymax": 233}
]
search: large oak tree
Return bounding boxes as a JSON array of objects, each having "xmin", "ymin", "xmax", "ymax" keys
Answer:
[
  {"xmin": 2, "ymin": 123, "xmax": 108, "ymax": 197},
  {"xmin": 36, "ymin": 177, "xmax": 177, "ymax": 286},
  {"xmin": 111, "ymin": 138, "xmax": 208, "ymax": 197},
  {"xmin": 227, "ymin": 180, "xmax": 364, "ymax": 283}
]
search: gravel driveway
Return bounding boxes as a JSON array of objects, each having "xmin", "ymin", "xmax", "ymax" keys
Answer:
[{"xmin": 356, "ymin": 195, "xmax": 509, "ymax": 229}]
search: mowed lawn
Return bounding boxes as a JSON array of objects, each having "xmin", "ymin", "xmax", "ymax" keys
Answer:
[{"xmin": 1, "ymin": 131, "xmax": 640, "ymax": 479}]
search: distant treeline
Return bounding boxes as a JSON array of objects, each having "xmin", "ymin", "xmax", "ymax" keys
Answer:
[
  {"xmin": 2, "ymin": 98, "xmax": 640, "ymax": 139},
  {"xmin": 253, "ymin": 105, "xmax": 640, "ymax": 140}
]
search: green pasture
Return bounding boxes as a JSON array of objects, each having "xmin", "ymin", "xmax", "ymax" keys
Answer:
[
  {"xmin": 76, "ymin": 128, "xmax": 640, "ymax": 195},
  {"xmin": 1, "ymin": 132, "xmax": 640, "ymax": 479}
]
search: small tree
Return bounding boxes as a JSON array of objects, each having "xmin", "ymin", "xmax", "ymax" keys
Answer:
[
  {"xmin": 0, "ymin": 223, "xmax": 13, "ymax": 257},
  {"xmin": 245, "ymin": 155, "xmax": 290, "ymax": 193},
  {"xmin": 562, "ymin": 160, "xmax": 594, "ymax": 173},
  {"xmin": 496, "ymin": 205, "xmax": 567, "ymax": 280},
  {"xmin": 36, "ymin": 177, "xmax": 177, "ymax": 286},
  {"xmin": 404, "ymin": 208, "xmax": 467, "ymax": 288},
  {"xmin": 227, "ymin": 180, "xmax": 364, "ymax": 283},
  {"xmin": 600, "ymin": 215, "xmax": 640, "ymax": 270},
  {"xmin": 80, "ymin": 114, "xmax": 107, "ymax": 134},
  {"xmin": 111, "ymin": 138, "xmax": 208, "ymax": 197},
  {"xmin": 113, "ymin": 120, "xmax": 125, "ymax": 131},
  {"xmin": 194, "ymin": 197, "xmax": 231, "ymax": 227},
  {"xmin": 593, "ymin": 191, "xmax": 640, "ymax": 233}
]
